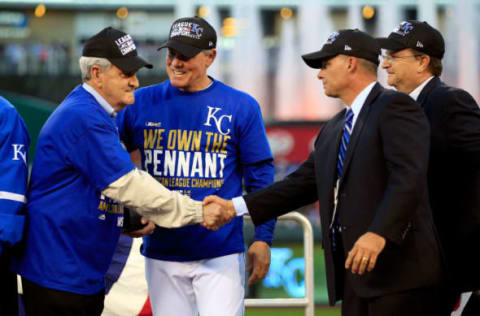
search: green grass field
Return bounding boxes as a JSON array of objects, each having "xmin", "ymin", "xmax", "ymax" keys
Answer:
[{"xmin": 246, "ymin": 306, "xmax": 340, "ymax": 316}]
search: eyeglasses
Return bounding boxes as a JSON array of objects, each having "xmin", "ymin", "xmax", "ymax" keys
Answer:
[{"xmin": 381, "ymin": 54, "xmax": 423, "ymax": 63}]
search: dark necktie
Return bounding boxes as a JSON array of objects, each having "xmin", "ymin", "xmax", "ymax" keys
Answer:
[
  {"xmin": 337, "ymin": 108, "xmax": 354, "ymax": 179},
  {"xmin": 331, "ymin": 108, "xmax": 354, "ymax": 252}
]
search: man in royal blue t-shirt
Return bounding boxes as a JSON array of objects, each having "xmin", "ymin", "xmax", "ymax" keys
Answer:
[
  {"xmin": 0, "ymin": 96, "xmax": 29, "ymax": 316},
  {"xmin": 13, "ymin": 27, "xmax": 226, "ymax": 316},
  {"xmin": 116, "ymin": 16, "xmax": 276, "ymax": 316}
]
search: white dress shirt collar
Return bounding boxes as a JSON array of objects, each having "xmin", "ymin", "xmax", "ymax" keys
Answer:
[
  {"xmin": 82, "ymin": 83, "xmax": 116, "ymax": 117},
  {"xmin": 409, "ymin": 76, "xmax": 434, "ymax": 101},
  {"xmin": 347, "ymin": 81, "xmax": 376, "ymax": 130}
]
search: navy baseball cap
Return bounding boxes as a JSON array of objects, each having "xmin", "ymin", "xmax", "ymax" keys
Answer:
[
  {"xmin": 83, "ymin": 27, "xmax": 153, "ymax": 73},
  {"xmin": 158, "ymin": 16, "xmax": 217, "ymax": 58},
  {"xmin": 376, "ymin": 20, "xmax": 445, "ymax": 59},
  {"xmin": 302, "ymin": 29, "xmax": 381, "ymax": 68}
]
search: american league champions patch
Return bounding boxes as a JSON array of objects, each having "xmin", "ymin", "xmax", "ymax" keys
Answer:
[{"xmin": 115, "ymin": 34, "xmax": 136, "ymax": 55}]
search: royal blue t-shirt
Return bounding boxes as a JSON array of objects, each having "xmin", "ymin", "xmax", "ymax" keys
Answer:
[
  {"xmin": 0, "ymin": 97, "xmax": 30, "ymax": 254},
  {"xmin": 13, "ymin": 86, "xmax": 134, "ymax": 295},
  {"xmin": 117, "ymin": 78, "xmax": 275, "ymax": 261}
]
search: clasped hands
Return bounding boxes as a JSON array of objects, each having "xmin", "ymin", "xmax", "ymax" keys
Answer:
[{"xmin": 201, "ymin": 195, "xmax": 236, "ymax": 230}]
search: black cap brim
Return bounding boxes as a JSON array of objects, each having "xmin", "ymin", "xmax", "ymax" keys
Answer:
[
  {"xmin": 376, "ymin": 37, "xmax": 407, "ymax": 53},
  {"xmin": 109, "ymin": 55, "xmax": 153, "ymax": 73},
  {"xmin": 302, "ymin": 50, "xmax": 337, "ymax": 69},
  {"xmin": 157, "ymin": 39, "xmax": 203, "ymax": 59}
]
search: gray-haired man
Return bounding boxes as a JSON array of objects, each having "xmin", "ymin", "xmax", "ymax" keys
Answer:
[{"xmin": 13, "ymin": 27, "xmax": 226, "ymax": 316}]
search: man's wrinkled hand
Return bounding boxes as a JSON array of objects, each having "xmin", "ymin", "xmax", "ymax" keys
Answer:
[
  {"xmin": 246, "ymin": 241, "xmax": 271, "ymax": 285},
  {"xmin": 201, "ymin": 196, "xmax": 235, "ymax": 230},
  {"xmin": 345, "ymin": 232, "xmax": 386, "ymax": 275},
  {"xmin": 123, "ymin": 218, "xmax": 155, "ymax": 238}
]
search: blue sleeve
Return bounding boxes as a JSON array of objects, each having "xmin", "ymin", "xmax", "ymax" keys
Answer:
[
  {"xmin": 116, "ymin": 106, "xmax": 137, "ymax": 153},
  {"xmin": 238, "ymin": 97, "xmax": 276, "ymax": 246},
  {"xmin": 238, "ymin": 98, "xmax": 274, "ymax": 164},
  {"xmin": 104, "ymin": 235, "xmax": 133, "ymax": 294},
  {"xmin": 0, "ymin": 98, "xmax": 30, "ymax": 252},
  {"xmin": 244, "ymin": 160, "xmax": 276, "ymax": 246},
  {"xmin": 67, "ymin": 117, "xmax": 134, "ymax": 191}
]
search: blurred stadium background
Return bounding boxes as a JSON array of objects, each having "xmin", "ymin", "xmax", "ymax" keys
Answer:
[{"xmin": 1, "ymin": 0, "xmax": 478, "ymax": 315}]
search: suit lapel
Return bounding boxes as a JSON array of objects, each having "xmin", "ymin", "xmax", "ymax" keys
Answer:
[
  {"xmin": 328, "ymin": 110, "xmax": 346, "ymax": 186},
  {"xmin": 339, "ymin": 83, "xmax": 383, "ymax": 186},
  {"xmin": 417, "ymin": 76, "xmax": 440, "ymax": 108},
  {"xmin": 317, "ymin": 109, "xmax": 346, "ymax": 220}
]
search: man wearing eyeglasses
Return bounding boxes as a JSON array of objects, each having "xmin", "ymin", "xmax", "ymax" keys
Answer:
[
  {"xmin": 206, "ymin": 28, "xmax": 445, "ymax": 316},
  {"xmin": 378, "ymin": 20, "xmax": 480, "ymax": 315}
]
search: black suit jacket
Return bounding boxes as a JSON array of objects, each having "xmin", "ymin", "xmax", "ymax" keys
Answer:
[
  {"xmin": 244, "ymin": 83, "xmax": 443, "ymax": 305},
  {"xmin": 418, "ymin": 77, "xmax": 480, "ymax": 291}
]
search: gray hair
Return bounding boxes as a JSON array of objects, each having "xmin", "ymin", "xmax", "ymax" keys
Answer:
[
  {"xmin": 79, "ymin": 56, "xmax": 112, "ymax": 82},
  {"xmin": 411, "ymin": 50, "xmax": 443, "ymax": 76}
]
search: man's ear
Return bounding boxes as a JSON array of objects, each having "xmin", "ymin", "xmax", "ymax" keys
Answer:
[
  {"xmin": 91, "ymin": 65, "xmax": 101, "ymax": 79},
  {"xmin": 418, "ymin": 54, "xmax": 431, "ymax": 73},
  {"xmin": 206, "ymin": 49, "xmax": 217, "ymax": 67},
  {"xmin": 89, "ymin": 65, "xmax": 103, "ymax": 88},
  {"xmin": 347, "ymin": 56, "xmax": 358, "ymax": 72}
]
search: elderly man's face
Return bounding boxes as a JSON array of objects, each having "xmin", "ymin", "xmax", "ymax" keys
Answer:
[
  {"xmin": 97, "ymin": 65, "xmax": 139, "ymax": 111},
  {"xmin": 381, "ymin": 49, "xmax": 424, "ymax": 93}
]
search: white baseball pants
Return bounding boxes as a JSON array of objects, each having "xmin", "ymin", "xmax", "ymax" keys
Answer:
[{"xmin": 145, "ymin": 253, "xmax": 245, "ymax": 316}]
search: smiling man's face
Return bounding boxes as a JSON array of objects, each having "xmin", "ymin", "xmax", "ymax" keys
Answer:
[{"xmin": 166, "ymin": 48, "xmax": 215, "ymax": 92}]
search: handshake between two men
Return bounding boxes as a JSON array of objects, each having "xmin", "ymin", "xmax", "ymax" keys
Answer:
[
  {"xmin": 201, "ymin": 196, "xmax": 236, "ymax": 230},
  {"xmin": 125, "ymin": 195, "xmax": 238, "ymax": 238},
  {"xmin": 124, "ymin": 195, "xmax": 238, "ymax": 238}
]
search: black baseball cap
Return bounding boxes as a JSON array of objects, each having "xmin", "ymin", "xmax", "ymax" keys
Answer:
[
  {"xmin": 82, "ymin": 27, "xmax": 153, "ymax": 73},
  {"xmin": 302, "ymin": 29, "xmax": 380, "ymax": 68},
  {"xmin": 158, "ymin": 16, "xmax": 217, "ymax": 58},
  {"xmin": 376, "ymin": 20, "xmax": 445, "ymax": 59}
]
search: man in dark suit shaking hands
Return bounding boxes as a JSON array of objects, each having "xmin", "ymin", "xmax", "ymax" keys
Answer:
[
  {"xmin": 204, "ymin": 29, "xmax": 444, "ymax": 315},
  {"xmin": 378, "ymin": 20, "xmax": 480, "ymax": 315}
]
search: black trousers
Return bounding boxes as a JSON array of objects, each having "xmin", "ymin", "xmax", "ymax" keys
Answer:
[
  {"xmin": 0, "ymin": 253, "xmax": 18, "ymax": 316},
  {"xmin": 341, "ymin": 272, "xmax": 445, "ymax": 316},
  {"xmin": 22, "ymin": 278, "xmax": 104, "ymax": 316},
  {"xmin": 331, "ymin": 231, "xmax": 444, "ymax": 316}
]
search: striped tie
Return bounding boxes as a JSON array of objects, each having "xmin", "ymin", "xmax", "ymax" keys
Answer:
[
  {"xmin": 337, "ymin": 108, "xmax": 354, "ymax": 179},
  {"xmin": 331, "ymin": 108, "xmax": 354, "ymax": 252}
]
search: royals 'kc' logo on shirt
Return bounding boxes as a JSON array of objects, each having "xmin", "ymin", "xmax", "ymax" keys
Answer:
[
  {"xmin": 12, "ymin": 144, "xmax": 27, "ymax": 165},
  {"xmin": 203, "ymin": 106, "xmax": 232, "ymax": 136}
]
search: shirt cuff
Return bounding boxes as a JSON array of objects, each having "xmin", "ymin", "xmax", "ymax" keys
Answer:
[
  {"xmin": 192, "ymin": 200, "xmax": 204, "ymax": 223},
  {"xmin": 232, "ymin": 196, "xmax": 249, "ymax": 216}
]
